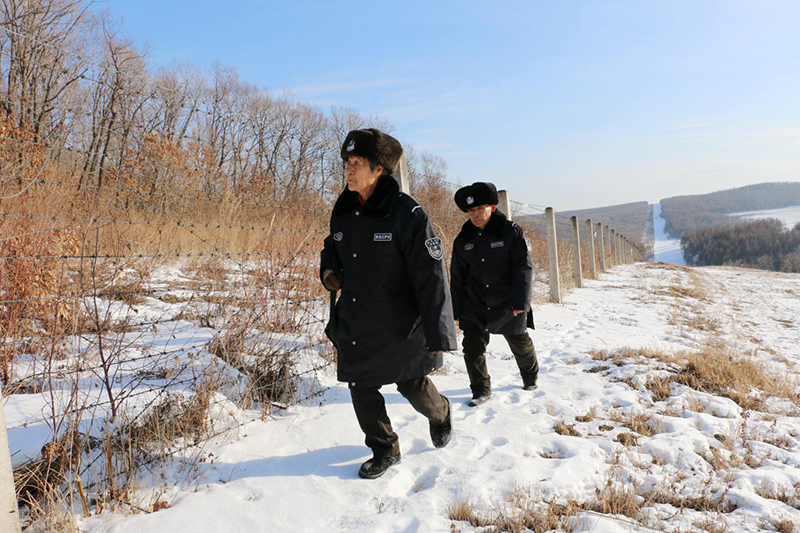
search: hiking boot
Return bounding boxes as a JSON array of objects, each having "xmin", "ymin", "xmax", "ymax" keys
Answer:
[
  {"xmin": 467, "ymin": 391, "xmax": 492, "ymax": 407},
  {"xmin": 430, "ymin": 396, "xmax": 452, "ymax": 448},
  {"xmin": 358, "ymin": 454, "xmax": 401, "ymax": 479},
  {"xmin": 522, "ymin": 383, "xmax": 538, "ymax": 391}
]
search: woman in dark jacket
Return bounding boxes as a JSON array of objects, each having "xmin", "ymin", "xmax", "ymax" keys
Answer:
[
  {"xmin": 320, "ymin": 129, "xmax": 457, "ymax": 479},
  {"xmin": 450, "ymin": 182, "xmax": 539, "ymax": 406}
]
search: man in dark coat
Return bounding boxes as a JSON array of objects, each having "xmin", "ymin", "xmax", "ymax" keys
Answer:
[
  {"xmin": 450, "ymin": 182, "xmax": 539, "ymax": 406},
  {"xmin": 320, "ymin": 128, "xmax": 457, "ymax": 479}
]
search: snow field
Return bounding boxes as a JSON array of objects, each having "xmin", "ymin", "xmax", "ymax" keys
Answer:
[{"xmin": 68, "ymin": 262, "xmax": 800, "ymax": 532}]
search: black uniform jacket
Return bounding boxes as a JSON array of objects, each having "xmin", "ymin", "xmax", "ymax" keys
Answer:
[
  {"xmin": 320, "ymin": 174, "xmax": 457, "ymax": 388},
  {"xmin": 450, "ymin": 210, "xmax": 535, "ymax": 335}
]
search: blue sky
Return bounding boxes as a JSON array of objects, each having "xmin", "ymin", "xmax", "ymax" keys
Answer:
[{"xmin": 99, "ymin": 0, "xmax": 800, "ymax": 211}]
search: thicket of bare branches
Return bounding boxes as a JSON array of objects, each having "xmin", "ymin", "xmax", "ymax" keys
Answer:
[{"xmin": 0, "ymin": 1, "xmax": 484, "ymax": 528}]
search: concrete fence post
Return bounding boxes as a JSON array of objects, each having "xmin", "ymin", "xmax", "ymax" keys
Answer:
[
  {"xmin": 570, "ymin": 216, "xmax": 582, "ymax": 288},
  {"xmin": 596, "ymin": 222, "xmax": 606, "ymax": 272},
  {"xmin": 616, "ymin": 234, "xmax": 622, "ymax": 264},
  {"xmin": 498, "ymin": 190, "xmax": 512, "ymax": 221},
  {"xmin": 1, "ymin": 392, "xmax": 22, "ymax": 533},
  {"xmin": 603, "ymin": 225, "xmax": 611, "ymax": 268},
  {"xmin": 609, "ymin": 229, "xmax": 616, "ymax": 267},
  {"xmin": 397, "ymin": 154, "xmax": 410, "ymax": 194},
  {"xmin": 620, "ymin": 236, "xmax": 625, "ymax": 263},
  {"xmin": 586, "ymin": 218, "xmax": 596, "ymax": 278},
  {"xmin": 545, "ymin": 207, "xmax": 562, "ymax": 303}
]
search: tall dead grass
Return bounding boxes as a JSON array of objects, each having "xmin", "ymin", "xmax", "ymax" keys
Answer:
[{"xmin": 590, "ymin": 345, "xmax": 799, "ymax": 412}]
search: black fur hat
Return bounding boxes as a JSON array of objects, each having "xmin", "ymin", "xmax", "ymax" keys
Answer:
[
  {"xmin": 341, "ymin": 128, "xmax": 403, "ymax": 174},
  {"xmin": 454, "ymin": 182, "xmax": 498, "ymax": 212}
]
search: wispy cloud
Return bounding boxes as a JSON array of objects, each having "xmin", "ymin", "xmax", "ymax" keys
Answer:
[
  {"xmin": 379, "ymin": 86, "xmax": 495, "ymax": 124},
  {"xmin": 285, "ymin": 78, "xmax": 410, "ymax": 96}
]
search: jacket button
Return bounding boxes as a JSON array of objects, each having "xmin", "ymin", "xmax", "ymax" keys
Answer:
[
  {"xmin": 487, "ymin": 306, "xmax": 490, "ymax": 310},
  {"xmin": 353, "ymin": 253, "xmax": 357, "ymax": 258},
  {"xmin": 352, "ymin": 297, "xmax": 357, "ymax": 302},
  {"xmin": 484, "ymin": 328, "xmax": 489, "ymax": 332},
  {"xmin": 352, "ymin": 341, "xmax": 357, "ymax": 345},
  {"xmin": 355, "ymin": 210, "xmax": 360, "ymax": 216},
  {"xmin": 485, "ymin": 284, "xmax": 489, "ymax": 288},
  {"xmin": 481, "ymin": 258, "xmax": 485, "ymax": 262}
]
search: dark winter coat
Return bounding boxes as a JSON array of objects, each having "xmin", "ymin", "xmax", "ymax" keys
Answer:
[
  {"xmin": 320, "ymin": 174, "xmax": 457, "ymax": 388},
  {"xmin": 450, "ymin": 210, "xmax": 535, "ymax": 335}
]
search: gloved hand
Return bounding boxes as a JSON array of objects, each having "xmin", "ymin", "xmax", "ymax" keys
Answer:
[{"xmin": 322, "ymin": 269, "xmax": 342, "ymax": 291}]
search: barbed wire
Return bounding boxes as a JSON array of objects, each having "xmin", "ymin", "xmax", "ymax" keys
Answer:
[{"xmin": 0, "ymin": 211, "xmax": 328, "ymax": 234}]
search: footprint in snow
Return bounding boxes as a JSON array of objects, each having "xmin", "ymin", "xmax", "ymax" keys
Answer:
[
  {"xmin": 408, "ymin": 466, "xmax": 440, "ymax": 495},
  {"xmin": 490, "ymin": 453, "xmax": 516, "ymax": 472},
  {"xmin": 482, "ymin": 407, "xmax": 497, "ymax": 424},
  {"xmin": 491, "ymin": 437, "xmax": 509, "ymax": 447}
]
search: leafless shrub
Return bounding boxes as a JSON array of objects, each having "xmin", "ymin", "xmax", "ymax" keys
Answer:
[{"xmin": 575, "ymin": 408, "xmax": 596, "ymax": 423}]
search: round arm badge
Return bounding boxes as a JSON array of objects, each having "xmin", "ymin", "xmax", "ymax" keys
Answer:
[{"xmin": 425, "ymin": 237, "xmax": 444, "ymax": 260}]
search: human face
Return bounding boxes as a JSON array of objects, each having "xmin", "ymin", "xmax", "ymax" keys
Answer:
[
  {"xmin": 345, "ymin": 156, "xmax": 383, "ymax": 199},
  {"xmin": 467, "ymin": 204, "xmax": 496, "ymax": 230}
]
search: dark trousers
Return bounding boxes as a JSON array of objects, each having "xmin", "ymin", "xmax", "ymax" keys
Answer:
[
  {"xmin": 462, "ymin": 324, "xmax": 538, "ymax": 396},
  {"xmin": 350, "ymin": 376, "xmax": 448, "ymax": 458}
]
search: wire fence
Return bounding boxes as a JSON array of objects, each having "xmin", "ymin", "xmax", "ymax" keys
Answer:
[{"xmin": 1, "ymin": 21, "xmax": 645, "ymax": 527}]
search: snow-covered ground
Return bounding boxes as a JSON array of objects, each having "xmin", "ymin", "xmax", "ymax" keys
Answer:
[
  {"xmin": 731, "ymin": 205, "xmax": 800, "ymax": 229},
  {"xmin": 652, "ymin": 203, "xmax": 686, "ymax": 265},
  {"xmin": 46, "ymin": 262, "xmax": 798, "ymax": 533}
]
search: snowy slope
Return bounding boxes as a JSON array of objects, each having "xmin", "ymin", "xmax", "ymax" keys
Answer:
[
  {"xmin": 72, "ymin": 263, "xmax": 800, "ymax": 533},
  {"xmin": 732, "ymin": 205, "xmax": 800, "ymax": 229},
  {"xmin": 652, "ymin": 203, "xmax": 686, "ymax": 266}
]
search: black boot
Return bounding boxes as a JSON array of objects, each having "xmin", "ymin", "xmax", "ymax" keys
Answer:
[
  {"xmin": 467, "ymin": 390, "xmax": 492, "ymax": 407},
  {"xmin": 430, "ymin": 396, "xmax": 452, "ymax": 448},
  {"xmin": 358, "ymin": 454, "xmax": 401, "ymax": 479}
]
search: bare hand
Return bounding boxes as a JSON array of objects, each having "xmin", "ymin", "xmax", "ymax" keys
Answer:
[
  {"xmin": 322, "ymin": 269, "xmax": 342, "ymax": 291},
  {"xmin": 512, "ymin": 310, "xmax": 525, "ymax": 316}
]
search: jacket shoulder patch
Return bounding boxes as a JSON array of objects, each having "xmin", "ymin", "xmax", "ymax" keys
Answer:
[{"xmin": 425, "ymin": 237, "xmax": 444, "ymax": 260}]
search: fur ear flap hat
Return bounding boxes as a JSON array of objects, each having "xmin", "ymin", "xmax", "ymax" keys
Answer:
[
  {"xmin": 341, "ymin": 128, "xmax": 403, "ymax": 174},
  {"xmin": 454, "ymin": 182, "xmax": 498, "ymax": 212}
]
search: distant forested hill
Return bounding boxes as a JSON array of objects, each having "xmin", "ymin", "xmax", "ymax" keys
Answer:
[
  {"xmin": 519, "ymin": 201, "xmax": 652, "ymax": 258},
  {"xmin": 660, "ymin": 182, "xmax": 800, "ymax": 238},
  {"xmin": 681, "ymin": 219, "xmax": 800, "ymax": 272}
]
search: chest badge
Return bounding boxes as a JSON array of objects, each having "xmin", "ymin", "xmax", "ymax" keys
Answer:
[
  {"xmin": 425, "ymin": 237, "xmax": 444, "ymax": 260},
  {"xmin": 374, "ymin": 233, "xmax": 392, "ymax": 242},
  {"xmin": 491, "ymin": 241, "xmax": 504, "ymax": 248},
  {"xmin": 333, "ymin": 232, "xmax": 343, "ymax": 242},
  {"xmin": 464, "ymin": 243, "xmax": 474, "ymax": 251}
]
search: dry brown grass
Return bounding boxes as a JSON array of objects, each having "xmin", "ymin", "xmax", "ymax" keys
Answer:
[
  {"xmin": 645, "ymin": 376, "xmax": 673, "ymax": 401},
  {"xmin": 448, "ymin": 487, "xmax": 578, "ymax": 533},
  {"xmin": 554, "ymin": 421, "xmax": 581, "ymax": 437},
  {"xmin": 766, "ymin": 519, "xmax": 797, "ymax": 533},
  {"xmin": 575, "ymin": 408, "xmax": 596, "ymax": 423},
  {"xmin": 615, "ymin": 432, "xmax": 640, "ymax": 447},
  {"xmin": 446, "ymin": 499, "xmax": 491, "ymax": 528},
  {"xmin": 624, "ymin": 413, "xmax": 660, "ymax": 437},
  {"xmin": 587, "ymin": 344, "xmax": 800, "ymax": 413},
  {"xmin": 583, "ymin": 479, "xmax": 639, "ymax": 518},
  {"xmin": 754, "ymin": 484, "xmax": 800, "ymax": 510}
]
